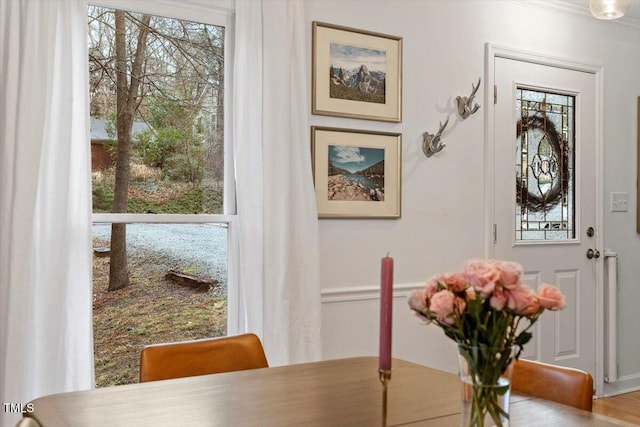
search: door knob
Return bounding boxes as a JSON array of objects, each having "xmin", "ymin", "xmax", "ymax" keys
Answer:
[{"xmin": 586, "ymin": 248, "xmax": 600, "ymax": 259}]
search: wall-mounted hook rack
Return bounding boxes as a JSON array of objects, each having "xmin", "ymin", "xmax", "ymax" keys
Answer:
[
  {"xmin": 422, "ymin": 117, "xmax": 449, "ymax": 157},
  {"xmin": 456, "ymin": 77, "xmax": 481, "ymax": 119}
]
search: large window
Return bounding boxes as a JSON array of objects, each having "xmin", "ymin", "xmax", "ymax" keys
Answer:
[{"xmin": 88, "ymin": 1, "xmax": 235, "ymax": 387}]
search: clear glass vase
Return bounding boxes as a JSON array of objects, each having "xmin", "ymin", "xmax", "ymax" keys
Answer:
[{"xmin": 457, "ymin": 344, "xmax": 514, "ymax": 427}]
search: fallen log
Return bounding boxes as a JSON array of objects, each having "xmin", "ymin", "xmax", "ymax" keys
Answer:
[{"xmin": 165, "ymin": 269, "xmax": 217, "ymax": 292}]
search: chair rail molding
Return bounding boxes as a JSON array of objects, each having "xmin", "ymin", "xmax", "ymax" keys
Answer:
[{"xmin": 321, "ymin": 281, "xmax": 423, "ymax": 303}]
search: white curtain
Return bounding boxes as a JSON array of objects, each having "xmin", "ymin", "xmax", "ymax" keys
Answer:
[
  {"xmin": 234, "ymin": 0, "xmax": 322, "ymax": 366},
  {"xmin": 0, "ymin": 1, "xmax": 94, "ymax": 426}
]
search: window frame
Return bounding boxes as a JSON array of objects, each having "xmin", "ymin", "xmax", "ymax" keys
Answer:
[{"xmin": 87, "ymin": 0, "xmax": 239, "ymax": 335}]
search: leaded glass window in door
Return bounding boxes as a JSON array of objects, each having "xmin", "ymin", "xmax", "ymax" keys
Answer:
[{"xmin": 515, "ymin": 88, "xmax": 575, "ymax": 241}]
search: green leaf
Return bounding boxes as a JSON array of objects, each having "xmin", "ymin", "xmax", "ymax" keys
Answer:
[{"xmin": 514, "ymin": 331, "xmax": 532, "ymax": 347}]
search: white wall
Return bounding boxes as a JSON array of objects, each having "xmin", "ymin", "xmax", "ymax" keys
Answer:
[{"xmin": 306, "ymin": 0, "xmax": 640, "ymax": 395}]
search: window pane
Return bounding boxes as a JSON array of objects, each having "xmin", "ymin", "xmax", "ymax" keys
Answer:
[
  {"xmin": 515, "ymin": 88, "xmax": 575, "ymax": 241},
  {"xmin": 92, "ymin": 223, "xmax": 227, "ymax": 386},
  {"xmin": 89, "ymin": 6, "xmax": 225, "ymax": 214}
]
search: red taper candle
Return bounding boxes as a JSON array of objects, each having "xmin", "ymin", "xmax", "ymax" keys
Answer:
[{"xmin": 379, "ymin": 255, "xmax": 393, "ymax": 372}]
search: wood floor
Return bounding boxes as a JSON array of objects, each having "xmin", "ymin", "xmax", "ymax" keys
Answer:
[{"xmin": 593, "ymin": 390, "xmax": 640, "ymax": 425}]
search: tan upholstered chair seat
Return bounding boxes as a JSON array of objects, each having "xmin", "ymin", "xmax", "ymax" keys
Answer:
[{"xmin": 139, "ymin": 333, "xmax": 268, "ymax": 382}]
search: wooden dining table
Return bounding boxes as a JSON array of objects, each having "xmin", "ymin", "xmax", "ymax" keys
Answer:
[{"xmin": 24, "ymin": 357, "xmax": 638, "ymax": 426}]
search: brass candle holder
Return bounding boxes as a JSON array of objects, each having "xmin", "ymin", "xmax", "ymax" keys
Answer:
[{"xmin": 379, "ymin": 369, "xmax": 391, "ymax": 427}]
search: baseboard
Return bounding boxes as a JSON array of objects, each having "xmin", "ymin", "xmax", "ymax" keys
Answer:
[{"xmin": 603, "ymin": 373, "xmax": 640, "ymax": 397}]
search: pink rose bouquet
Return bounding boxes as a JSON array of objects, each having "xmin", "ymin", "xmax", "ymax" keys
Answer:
[
  {"xmin": 408, "ymin": 259, "xmax": 565, "ymax": 427},
  {"xmin": 408, "ymin": 258, "xmax": 564, "ymax": 353}
]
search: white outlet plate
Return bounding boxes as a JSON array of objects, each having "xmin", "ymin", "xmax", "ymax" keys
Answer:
[{"xmin": 611, "ymin": 192, "xmax": 628, "ymax": 212}]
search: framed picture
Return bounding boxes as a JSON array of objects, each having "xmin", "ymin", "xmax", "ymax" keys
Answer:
[
  {"xmin": 312, "ymin": 21, "xmax": 402, "ymax": 122},
  {"xmin": 311, "ymin": 126, "xmax": 401, "ymax": 218}
]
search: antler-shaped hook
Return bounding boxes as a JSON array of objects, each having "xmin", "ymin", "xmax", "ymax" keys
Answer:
[
  {"xmin": 456, "ymin": 77, "xmax": 481, "ymax": 119},
  {"xmin": 422, "ymin": 116, "xmax": 450, "ymax": 157}
]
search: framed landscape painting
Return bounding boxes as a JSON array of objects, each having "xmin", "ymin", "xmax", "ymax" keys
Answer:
[
  {"xmin": 311, "ymin": 126, "xmax": 401, "ymax": 218},
  {"xmin": 312, "ymin": 21, "xmax": 402, "ymax": 122}
]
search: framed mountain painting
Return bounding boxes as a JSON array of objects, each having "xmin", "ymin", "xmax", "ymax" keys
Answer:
[{"xmin": 312, "ymin": 21, "xmax": 402, "ymax": 122}]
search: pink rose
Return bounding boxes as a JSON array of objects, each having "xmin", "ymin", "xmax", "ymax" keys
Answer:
[
  {"xmin": 408, "ymin": 288, "xmax": 428, "ymax": 315},
  {"xmin": 490, "ymin": 287, "xmax": 508, "ymax": 310},
  {"xmin": 454, "ymin": 296, "xmax": 467, "ymax": 315},
  {"xmin": 429, "ymin": 290, "xmax": 455, "ymax": 324},
  {"xmin": 408, "ymin": 289, "xmax": 431, "ymax": 323},
  {"xmin": 465, "ymin": 287, "xmax": 477, "ymax": 300},
  {"xmin": 444, "ymin": 272, "xmax": 469, "ymax": 293},
  {"xmin": 493, "ymin": 260, "xmax": 523, "ymax": 289},
  {"xmin": 537, "ymin": 284, "xmax": 566, "ymax": 310},
  {"xmin": 464, "ymin": 259, "xmax": 500, "ymax": 297},
  {"xmin": 521, "ymin": 298, "xmax": 540, "ymax": 316},
  {"xmin": 507, "ymin": 285, "xmax": 540, "ymax": 316},
  {"xmin": 425, "ymin": 275, "xmax": 443, "ymax": 298}
]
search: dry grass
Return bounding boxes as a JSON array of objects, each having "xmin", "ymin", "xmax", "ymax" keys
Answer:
[
  {"xmin": 130, "ymin": 163, "xmax": 163, "ymax": 182},
  {"xmin": 92, "ymin": 241, "xmax": 227, "ymax": 387}
]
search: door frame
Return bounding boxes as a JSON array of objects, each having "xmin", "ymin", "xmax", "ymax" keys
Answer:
[{"xmin": 483, "ymin": 43, "xmax": 605, "ymax": 396}]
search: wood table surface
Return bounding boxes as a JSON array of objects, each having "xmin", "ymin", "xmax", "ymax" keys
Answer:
[{"xmin": 25, "ymin": 357, "xmax": 638, "ymax": 427}]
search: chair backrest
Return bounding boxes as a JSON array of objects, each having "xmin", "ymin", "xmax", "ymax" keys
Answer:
[
  {"xmin": 511, "ymin": 358, "xmax": 594, "ymax": 411},
  {"xmin": 139, "ymin": 333, "xmax": 268, "ymax": 382},
  {"xmin": 15, "ymin": 418, "xmax": 42, "ymax": 427}
]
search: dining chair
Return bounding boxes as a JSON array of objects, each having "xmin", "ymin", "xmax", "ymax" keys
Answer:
[
  {"xmin": 511, "ymin": 358, "xmax": 594, "ymax": 411},
  {"xmin": 14, "ymin": 418, "xmax": 42, "ymax": 427},
  {"xmin": 139, "ymin": 333, "xmax": 269, "ymax": 382}
]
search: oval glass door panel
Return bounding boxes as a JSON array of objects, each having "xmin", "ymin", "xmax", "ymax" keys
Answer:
[{"xmin": 516, "ymin": 88, "xmax": 575, "ymax": 241}]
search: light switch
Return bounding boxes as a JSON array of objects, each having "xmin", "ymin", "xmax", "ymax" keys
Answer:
[{"xmin": 611, "ymin": 192, "xmax": 628, "ymax": 212}]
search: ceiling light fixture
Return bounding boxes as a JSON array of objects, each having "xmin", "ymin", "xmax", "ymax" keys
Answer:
[{"xmin": 589, "ymin": 0, "xmax": 631, "ymax": 20}]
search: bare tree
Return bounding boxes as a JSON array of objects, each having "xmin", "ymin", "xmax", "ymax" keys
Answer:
[{"xmin": 108, "ymin": 10, "xmax": 151, "ymax": 291}]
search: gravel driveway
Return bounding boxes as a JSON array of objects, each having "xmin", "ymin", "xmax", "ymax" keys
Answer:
[{"xmin": 92, "ymin": 223, "xmax": 228, "ymax": 286}]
